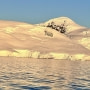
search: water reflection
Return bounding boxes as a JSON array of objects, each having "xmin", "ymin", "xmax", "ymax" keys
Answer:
[{"xmin": 0, "ymin": 57, "xmax": 90, "ymax": 90}]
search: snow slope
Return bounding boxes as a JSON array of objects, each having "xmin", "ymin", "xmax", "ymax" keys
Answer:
[{"xmin": 0, "ymin": 17, "xmax": 90, "ymax": 60}]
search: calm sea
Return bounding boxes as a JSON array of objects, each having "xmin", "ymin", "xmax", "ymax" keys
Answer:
[{"xmin": 0, "ymin": 57, "xmax": 90, "ymax": 90}]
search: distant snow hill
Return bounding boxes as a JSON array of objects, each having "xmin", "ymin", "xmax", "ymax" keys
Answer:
[{"xmin": 0, "ymin": 17, "xmax": 90, "ymax": 60}]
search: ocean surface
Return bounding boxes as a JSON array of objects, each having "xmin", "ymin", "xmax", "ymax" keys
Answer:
[{"xmin": 0, "ymin": 57, "xmax": 90, "ymax": 90}]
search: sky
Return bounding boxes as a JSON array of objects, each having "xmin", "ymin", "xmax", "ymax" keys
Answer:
[{"xmin": 0, "ymin": 0, "xmax": 90, "ymax": 27}]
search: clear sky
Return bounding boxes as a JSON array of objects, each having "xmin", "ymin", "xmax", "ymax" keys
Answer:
[{"xmin": 0, "ymin": 0, "xmax": 90, "ymax": 27}]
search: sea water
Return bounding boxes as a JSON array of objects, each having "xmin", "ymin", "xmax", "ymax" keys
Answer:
[{"xmin": 0, "ymin": 57, "xmax": 90, "ymax": 90}]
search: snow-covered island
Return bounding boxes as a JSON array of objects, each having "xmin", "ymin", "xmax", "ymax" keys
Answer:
[{"xmin": 0, "ymin": 17, "xmax": 90, "ymax": 60}]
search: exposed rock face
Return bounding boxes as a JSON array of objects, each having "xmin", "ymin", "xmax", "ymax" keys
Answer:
[{"xmin": 0, "ymin": 17, "xmax": 90, "ymax": 60}]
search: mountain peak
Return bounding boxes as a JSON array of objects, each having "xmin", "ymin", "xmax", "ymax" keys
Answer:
[
  {"xmin": 44, "ymin": 16, "xmax": 78, "ymax": 26},
  {"xmin": 41, "ymin": 16, "xmax": 86, "ymax": 33},
  {"xmin": 54, "ymin": 16, "xmax": 73, "ymax": 20}
]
